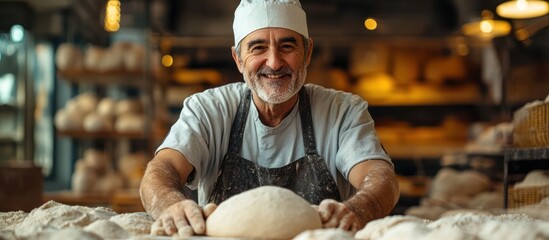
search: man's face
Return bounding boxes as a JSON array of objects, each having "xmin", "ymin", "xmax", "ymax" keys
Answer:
[{"xmin": 232, "ymin": 28, "xmax": 312, "ymax": 104}]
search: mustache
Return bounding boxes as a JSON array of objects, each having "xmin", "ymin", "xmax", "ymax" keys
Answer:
[{"xmin": 257, "ymin": 66, "xmax": 292, "ymax": 75}]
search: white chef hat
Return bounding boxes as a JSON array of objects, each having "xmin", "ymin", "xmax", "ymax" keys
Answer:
[{"xmin": 233, "ymin": 0, "xmax": 309, "ymax": 47}]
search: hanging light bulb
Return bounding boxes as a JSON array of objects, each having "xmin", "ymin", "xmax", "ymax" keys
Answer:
[
  {"xmin": 496, "ymin": 0, "xmax": 549, "ymax": 19},
  {"xmin": 462, "ymin": 10, "xmax": 512, "ymax": 39},
  {"xmin": 104, "ymin": 0, "xmax": 121, "ymax": 32}
]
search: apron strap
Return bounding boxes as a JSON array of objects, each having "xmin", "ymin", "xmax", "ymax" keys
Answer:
[
  {"xmin": 226, "ymin": 89, "xmax": 251, "ymax": 155},
  {"xmin": 298, "ymin": 88, "xmax": 318, "ymax": 156}
]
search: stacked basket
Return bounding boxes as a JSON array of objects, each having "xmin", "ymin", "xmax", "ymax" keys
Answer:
[
  {"xmin": 512, "ymin": 102, "xmax": 549, "ymax": 148},
  {"xmin": 509, "ymin": 102, "xmax": 549, "ymax": 208},
  {"xmin": 508, "ymin": 183, "xmax": 549, "ymax": 208}
]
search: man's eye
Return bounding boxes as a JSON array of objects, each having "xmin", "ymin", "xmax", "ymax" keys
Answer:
[
  {"xmin": 280, "ymin": 45, "xmax": 295, "ymax": 52},
  {"xmin": 251, "ymin": 46, "xmax": 266, "ymax": 52}
]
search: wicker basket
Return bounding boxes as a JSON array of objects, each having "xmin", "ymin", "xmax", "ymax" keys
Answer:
[
  {"xmin": 508, "ymin": 185, "xmax": 549, "ymax": 208},
  {"xmin": 513, "ymin": 102, "xmax": 549, "ymax": 148}
]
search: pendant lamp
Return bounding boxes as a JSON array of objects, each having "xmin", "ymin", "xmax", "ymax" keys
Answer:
[
  {"xmin": 462, "ymin": 10, "xmax": 512, "ymax": 39},
  {"xmin": 496, "ymin": 0, "xmax": 549, "ymax": 19}
]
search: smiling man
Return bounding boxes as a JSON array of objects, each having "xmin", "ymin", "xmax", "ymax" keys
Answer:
[{"xmin": 140, "ymin": 0, "xmax": 399, "ymax": 237}]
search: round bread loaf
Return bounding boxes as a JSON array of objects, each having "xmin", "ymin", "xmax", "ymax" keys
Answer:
[{"xmin": 206, "ymin": 186, "xmax": 322, "ymax": 239}]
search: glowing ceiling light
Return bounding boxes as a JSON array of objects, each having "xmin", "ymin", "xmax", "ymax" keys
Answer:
[
  {"xmin": 497, "ymin": 0, "xmax": 549, "ymax": 19},
  {"xmin": 162, "ymin": 55, "xmax": 174, "ymax": 67},
  {"xmin": 364, "ymin": 18, "xmax": 378, "ymax": 30},
  {"xmin": 480, "ymin": 20, "xmax": 495, "ymax": 33},
  {"xmin": 104, "ymin": 0, "xmax": 121, "ymax": 32},
  {"xmin": 461, "ymin": 10, "xmax": 511, "ymax": 39}
]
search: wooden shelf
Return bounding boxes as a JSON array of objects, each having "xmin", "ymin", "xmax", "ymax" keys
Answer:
[
  {"xmin": 383, "ymin": 139, "xmax": 467, "ymax": 159},
  {"xmin": 356, "ymin": 84, "xmax": 483, "ymax": 106},
  {"xmin": 57, "ymin": 69, "xmax": 146, "ymax": 87},
  {"xmin": 57, "ymin": 130, "xmax": 146, "ymax": 139}
]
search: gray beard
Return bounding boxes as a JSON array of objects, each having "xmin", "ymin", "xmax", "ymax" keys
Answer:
[{"xmin": 244, "ymin": 66, "xmax": 307, "ymax": 104}]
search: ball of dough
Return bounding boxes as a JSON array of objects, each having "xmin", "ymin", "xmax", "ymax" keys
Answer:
[
  {"xmin": 97, "ymin": 97, "xmax": 117, "ymax": 118},
  {"xmin": 75, "ymin": 92, "xmax": 99, "ymax": 116},
  {"xmin": 65, "ymin": 99, "xmax": 79, "ymax": 115},
  {"xmin": 55, "ymin": 43, "xmax": 83, "ymax": 71},
  {"xmin": 72, "ymin": 159, "xmax": 98, "ymax": 193},
  {"xmin": 114, "ymin": 113, "xmax": 144, "ymax": 133},
  {"xmin": 54, "ymin": 109, "xmax": 83, "ymax": 130},
  {"xmin": 95, "ymin": 172, "xmax": 126, "ymax": 193},
  {"xmin": 83, "ymin": 149, "xmax": 109, "ymax": 173},
  {"xmin": 84, "ymin": 45, "xmax": 106, "ymax": 72},
  {"xmin": 515, "ymin": 170, "xmax": 549, "ymax": 188},
  {"xmin": 100, "ymin": 42, "xmax": 130, "ymax": 71},
  {"xmin": 206, "ymin": 186, "xmax": 322, "ymax": 239},
  {"xmin": 116, "ymin": 99, "xmax": 143, "ymax": 116},
  {"xmin": 124, "ymin": 43, "xmax": 145, "ymax": 71},
  {"xmin": 118, "ymin": 152, "xmax": 148, "ymax": 188},
  {"xmin": 430, "ymin": 168, "xmax": 491, "ymax": 200},
  {"xmin": 83, "ymin": 112, "xmax": 113, "ymax": 132}
]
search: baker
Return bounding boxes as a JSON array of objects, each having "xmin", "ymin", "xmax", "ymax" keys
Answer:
[{"xmin": 140, "ymin": 0, "xmax": 399, "ymax": 237}]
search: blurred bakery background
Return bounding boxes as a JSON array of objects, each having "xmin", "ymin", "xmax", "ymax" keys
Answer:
[{"xmin": 1, "ymin": 0, "xmax": 548, "ymax": 218}]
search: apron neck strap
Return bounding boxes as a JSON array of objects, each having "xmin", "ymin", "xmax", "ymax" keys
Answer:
[
  {"xmin": 298, "ymin": 88, "xmax": 318, "ymax": 155},
  {"xmin": 227, "ymin": 89, "xmax": 251, "ymax": 155}
]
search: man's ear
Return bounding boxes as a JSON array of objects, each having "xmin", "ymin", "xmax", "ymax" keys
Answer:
[
  {"xmin": 305, "ymin": 38, "xmax": 314, "ymax": 66},
  {"xmin": 231, "ymin": 46, "xmax": 244, "ymax": 73}
]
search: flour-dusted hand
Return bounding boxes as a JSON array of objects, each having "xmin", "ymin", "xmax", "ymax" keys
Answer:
[
  {"xmin": 150, "ymin": 199, "xmax": 213, "ymax": 237},
  {"xmin": 317, "ymin": 199, "xmax": 362, "ymax": 233},
  {"xmin": 202, "ymin": 203, "xmax": 217, "ymax": 218}
]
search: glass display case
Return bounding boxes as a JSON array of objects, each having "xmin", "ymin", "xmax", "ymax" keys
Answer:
[
  {"xmin": 0, "ymin": 25, "xmax": 56, "ymax": 176},
  {"xmin": 0, "ymin": 25, "xmax": 32, "ymax": 162}
]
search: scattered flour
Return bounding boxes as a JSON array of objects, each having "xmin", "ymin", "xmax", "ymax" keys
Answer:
[
  {"xmin": 109, "ymin": 212, "xmax": 154, "ymax": 236},
  {"xmin": 14, "ymin": 200, "xmax": 116, "ymax": 237},
  {"xmin": 293, "ymin": 228, "xmax": 354, "ymax": 240},
  {"xmin": 355, "ymin": 213, "xmax": 549, "ymax": 240},
  {"xmin": 83, "ymin": 219, "xmax": 130, "ymax": 239},
  {"xmin": 24, "ymin": 227, "xmax": 103, "ymax": 240},
  {"xmin": 0, "ymin": 211, "xmax": 28, "ymax": 231}
]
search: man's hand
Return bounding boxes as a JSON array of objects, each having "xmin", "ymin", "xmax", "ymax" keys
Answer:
[
  {"xmin": 316, "ymin": 199, "xmax": 362, "ymax": 233},
  {"xmin": 150, "ymin": 200, "xmax": 217, "ymax": 237}
]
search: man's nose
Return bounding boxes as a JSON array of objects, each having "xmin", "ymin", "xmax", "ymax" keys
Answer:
[{"xmin": 265, "ymin": 48, "xmax": 284, "ymax": 70}]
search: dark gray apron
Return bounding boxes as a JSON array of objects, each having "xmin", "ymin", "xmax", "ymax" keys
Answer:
[{"xmin": 208, "ymin": 88, "xmax": 341, "ymax": 205}]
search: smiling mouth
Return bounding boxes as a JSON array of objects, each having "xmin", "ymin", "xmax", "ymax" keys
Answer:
[{"xmin": 262, "ymin": 73, "xmax": 290, "ymax": 79}]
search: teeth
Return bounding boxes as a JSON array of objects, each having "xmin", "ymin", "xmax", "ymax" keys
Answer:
[{"xmin": 265, "ymin": 74, "xmax": 284, "ymax": 78}]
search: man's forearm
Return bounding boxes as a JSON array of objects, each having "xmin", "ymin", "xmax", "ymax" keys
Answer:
[
  {"xmin": 140, "ymin": 160, "xmax": 188, "ymax": 219},
  {"xmin": 344, "ymin": 164, "xmax": 399, "ymax": 227}
]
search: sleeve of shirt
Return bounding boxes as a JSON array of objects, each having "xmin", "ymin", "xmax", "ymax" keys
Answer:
[
  {"xmin": 335, "ymin": 94, "xmax": 393, "ymax": 180},
  {"xmin": 156, "ymin": 95, "xmax": 210, "ymax": 189}
]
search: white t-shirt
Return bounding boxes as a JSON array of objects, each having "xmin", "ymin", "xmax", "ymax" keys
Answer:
[{"xmin": 157, "ymin": 82, "xmax": 391, "ymax": 206}]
